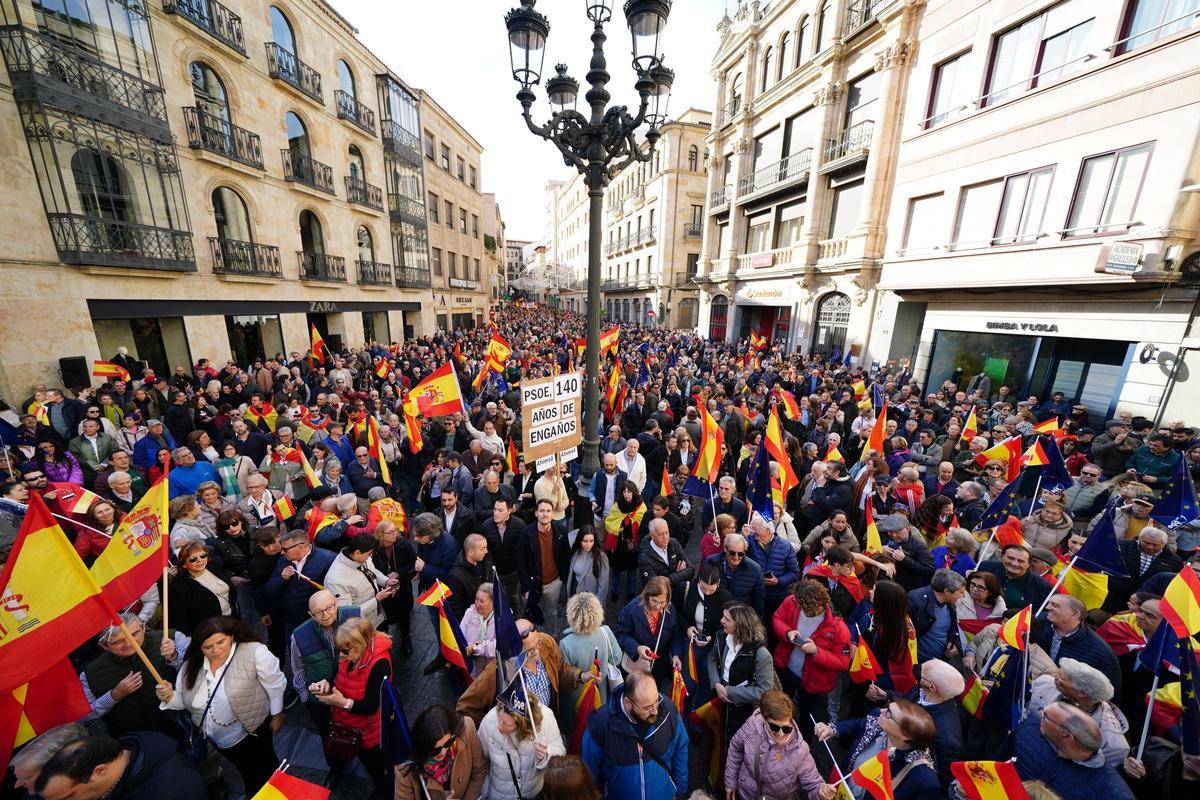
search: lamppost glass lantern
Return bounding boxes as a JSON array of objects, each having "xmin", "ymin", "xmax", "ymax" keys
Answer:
[
  {"xmin": 585, "ymin": 0, "xmax": 613, "ymax": 23},
  {"xmin": 546, "ymin": 64, "xmax": 579, "ymax": 114},
  {"xmin": 505, "ymin": 0, "xmax": 551, "ymax": 89},
  {"xmin": 623, "ymin": 0, "xmax": 671, "ymax": 72},
  {"xmin": 646, "ymin": 63, "xmax": 673, "ymax": 131}
]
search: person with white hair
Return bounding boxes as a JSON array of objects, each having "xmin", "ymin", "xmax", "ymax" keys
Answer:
[
  {"xmin": 1029, "ymin": 658, "xmax": 1130, "ymax": 767},
  {"xmin": 915, "ymin": 659, "xmax": 965, "ymax": 790},
  {"xmin": 1103, "ymin": 525, "xmax": 1183, "ymax": 612},
  {"xmin": 10, "ymin": 723, "xmax": 89, "ymax": 794}
]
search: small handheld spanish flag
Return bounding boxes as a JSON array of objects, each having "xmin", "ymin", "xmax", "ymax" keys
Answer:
[
  {"xmin": 505, "ymin": 436, "xmax": 519, "ymax": 474},
  {"xmin": 998, "ymin": 605, "xmax": 1032, "ymax": 651},
  {"xmin": 310, "ymin": 325, "xmax": 326, "ymax": 364},
  {"xmin": 375, "ymin": 359, "xmax": 390, "ymax": 380},
  {"xmin": 660, "ymin": 464, "xmax": 673, "ymax": 497},
  {"xmin": 417, "ymin": 579, "xmax": 453, "ymax": 607},
  {"xmin": 848, "ymin": 634, "xmax": 882, "ymax": 684},
  {"xmin": 669, "ymin": 666, "xmax": 687, "ymax": 712},
  {"xmin": 92, "ymin": 360, "xmax": 130, "ymax": 383},
  {"xmin": 950, "ymin": 759, "xmax": 1027, "ymax": 800},
  {"xmin": 272, "ymin": 495, "xmax": 296, "ymax": 521},
  {"xmin": 251, "ymin": 767, "xmax": 330, "ymax": 800},
  {"xmin": 850, "ymin": 749, "xmax": 894, "ymax": 800}
]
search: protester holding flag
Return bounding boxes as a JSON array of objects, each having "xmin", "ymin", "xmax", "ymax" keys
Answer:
[
  {"xmin": 155, "ymin": 616, "xmax": 286, "ymax": 795},
  {"xmin": 1012, "ymin": 701, "xmax": 1135, "ymax": 800},
  {"xmin": 395, "ymin": 704, "xmax": 488, "ymax": 800},
  {"xmin": 616, "ymin": 576, "xmax": 679, "ymax": 685},
  {"xmin": 478, "ymin": 691, "xmax": 565, "ymax": 800},
  {"xmin": 558, "ymin": 592, "xmax": 623, "ymax": 733},
  {"xmin": 815, "ymin": 698, "xmax": 939, "ymax": 800},
  {"xmin": 724, "ymin": 690, "xmax": 836, "ymax": 800}
]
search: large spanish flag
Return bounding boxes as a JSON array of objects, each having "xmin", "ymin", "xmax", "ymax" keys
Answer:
[
  {"xmin": 851, "ymin": 750, "xmax": 894, "ymax": 800},
  {"xmin": 251, "ymin": 768, "xmax": 330, "ymax": 800},
  {"xmin": 864, "ymin": 502, "xmax": 883, "ymax": 555},
  {"xmin": 764, "ymin": 408, "xmax": 798, "ymax": 496},
  {"xmin": 0, "ymin": 657, "xmax": 92, "ymax": 773},
  {"xmin": 486, "ymin": 333, "xmax": 512, "ymax": 365},
  {"xmin": 606, "ymin": 361, "xmax": 622, "ymax": 410},
  {"xmin": 92, "ymin": 360, "xmax": 131, "ymax": 383},
  {"xmin": 409, "ymin": 362, "xmax": 466, "ymax": 418},
  {"xmin": 1161, "ymin": 567, "xmax": 1200, "ymax": 638},
  {"xmin": 0, "ymin": 494, "xmax": 116, "ymax": 692},
  {"xmin": 310, "ymin": 325, "xmax": 327, "ymax": 364},
  {"xmin": 89, "ymin": 479, "xmax": 168, "ymax": 611},
  {"xmin": 599, "ymin": 326, "xmax": 620, "ymax": 357},
  {"xmin": 689, "ymin": 697, "xmax": 725, "ymax": 787},
  {"xmin": 950, "ymin": 760, "xmax": 1026, "ymax": 800},
  {"xmin": 694, "ymin": 404, "xmax": 725, "ymax": 484}
]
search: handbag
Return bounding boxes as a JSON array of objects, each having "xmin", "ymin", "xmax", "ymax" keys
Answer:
[
  {"xmin": 324, "ymin": 721, "xmax": 364, "ymax": 761},
  {"xmin": 174, "ymin": 657, "xmax": 230, "ymax": 763}
]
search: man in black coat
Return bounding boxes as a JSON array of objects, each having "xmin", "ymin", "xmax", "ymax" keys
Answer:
[
  {"xmin": 445, "ymin": 533, "xmax": 493, "ymax": 621},
  {"xmin": 809, "ymin": 461, "xmax": 853, "ymax": 524},
  {"xmin": 1034, "ymin": 594, "xmax": 1122, "ymax": 699},
  {"xmin": 621, "ymin": 391, "xmax": 647, "ymax": 439},
  {"xmin": 953, "ymin": 481, "xmax": 988, "ymax": 532},
  {"xmin": 907, "ymin": 569, "xmax": 966, "ymax": 662},
  {"xmin": 36, "ymin": 732, "xmax": 204, "ymax": 800},
  {"xmin": 438, "ymin": 487, "xmax": 479, "ymax": 548},
  {"xmin": 975, "ymin": 544, "xmax": 1052, "ymax": 612},
  {"xmin": 637, "ymin": 517, "xmax": 693, "ymax": 592},
  {"xmin": 649, "ymin": 495, "xmax": 687, "ymax": 546},
  {"xmin": 346, "ymin": 446, "xmax": 387, "ymax": 497},
  {"xmin": 877, "ymin": 513, "xmax": 935, "ymax": 591},
  {"xmin": 516, "ymin": 498, "xmax": 569, "ymax": 633},
  {"xmin": 1102, "ymin": 528, "xmax": 1183, "ymax": 613}
]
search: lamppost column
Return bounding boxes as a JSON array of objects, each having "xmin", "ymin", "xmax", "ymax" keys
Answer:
[{"xmin": 581, "ymin": 182, "xmax": 605, "ymax": 479}]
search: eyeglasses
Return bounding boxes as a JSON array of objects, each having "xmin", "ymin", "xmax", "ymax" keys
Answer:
[
  {"xmin": 431, "ymin": 737, "xmax": 454, "ymax": 757},
  {"xmin": 1081, "ymin": 472, "xmax": 1100, "ymax": 477},
  {"xmin": 725, "ymin": 550, "xmax": 745, "ymax": 559},
  {"xmin": 985, "ymin": 466, "xmax": 1004, "ymax": 472},
  {"xmin": 186, "ymin": 554, "xmax": 209, "ymax": 563},
  {"xmin": 23, "ymin": 474, "xmax": 45, "ymax": 481},
  {"xmin": 968, "ymin": 582, "xmax": 987, "ymax": 590},
  {"xmin": 281, "ymin": 542, "xmax": 306, "ymax": 552},
  {"xmin": 519, "ymin": 628, "xmax": 534, "ymax": 640},
  {"xmin": 767, "ymin": 721, "xmax": 794, "ymax": 735}
]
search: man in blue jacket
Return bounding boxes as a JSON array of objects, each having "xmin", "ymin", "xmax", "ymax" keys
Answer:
[
  {"xmin": 746, "ymin": 513, "xmax": 799, "ymax": 622},
  {"xmin": 582, "ymin": 671, "xmax": 688, "ymax": 800},
  {"xmin": 1012, "ymin": 701, "xmax": 1134, "ymax": 800},
  {"xmin": 263, "ymin": 529, "xmax": 336, "ymax": 639},
  {"xmin": 132, "ymin": 420, "xmax": 176, "ymax": 471},
  {"xmin": 704, "ymin": 532, "xmax": 764, "ymax": 616}
]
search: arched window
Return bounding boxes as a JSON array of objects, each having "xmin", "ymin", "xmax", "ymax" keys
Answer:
[
  {"xmin": 348, "ymin": 144, "xmax": 365, "ymax": 181},
  {"xmin": 337, "ymin": 59, "xmax": 356, "ymax": 99},
  {"xmin": 730, "ymin": 72, "xmax": 743, "ymax": 107},
  {"xmin": 778, "ymin": 33, "xmax": 790, "ymax": 79},
  {"xmin": 285, "ymin": 112, "xmax": 309, "ymax": 157},
  {"xmin": 212, "ymin": 187, "xmax": 251, "ymax": 243},
  {"xmin": 356, "ymin": 225, "xmax": 374, "ymax": 262},
  {"xmin": 299, "ymin": 210, "xmax": 324, "ymax": 255},
  {"xmin": 72, "ymin": 150, "xmax": 129, "ymax": 223},
  {"xmin": 189, "ymin": 61, "xmax": 228, "ymax": 125},
  {"xmin": 811, "ymin": 292, "xmax": 851, "ymax": 355},
  {"xmin": 709, "ymin": 295, "xmax": 728, "ymax": 340},
  {"xmin": 687, "ymin": 145, "xmax": 699, "ymax": 172},
  {"xmin": 816, "ymin": 2, "xmax": 834, "ymax": 53},
  {"xmin": 760, "ymin": 46, "xmax": 774, "ymax": 92},
  {"xmin": 796, "ymin": 17, "xmax": 809, "ymax": 65},
  {"xmin": 269, "ymin": 6, "xmax": 296, "ymax": 54}
]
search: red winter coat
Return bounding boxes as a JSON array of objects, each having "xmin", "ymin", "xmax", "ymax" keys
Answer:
[
  {"xmin": 771, "ymin": 597, "xmax": 851, "ymax": 693},
  {"xmin": 331, "ymin": 632, "xmax": 392, "ymax": 748}
]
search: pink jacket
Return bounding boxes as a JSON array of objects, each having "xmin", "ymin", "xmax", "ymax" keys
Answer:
[{"xmin": 725, "ymin": 710, "xmax": 824, "ymax": 800}]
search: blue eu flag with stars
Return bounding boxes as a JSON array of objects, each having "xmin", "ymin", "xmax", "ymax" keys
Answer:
[{"xmin": 1151, "ymin": 455, "xmax": 1200, "ymax": 531}]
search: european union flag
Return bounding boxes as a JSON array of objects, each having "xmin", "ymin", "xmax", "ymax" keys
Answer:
[
  {"xmin": 1180, "ymin": 637, "xmax": 1200, "ymax": 755},
  {"xmin": 745, "ymin": 440, "xmax": 774, "ymax": 522},
  {"xmin": 0, "ymin": 418, "xmax": 32, "ymax": 448},
  {"xmin": 668, "ymin": 348, "xmax": 678, "ymax": 369},
  {"xmin": 1073, "ymin": 504, "xmax": 1129, "ymax": 577},
  {"xmin": 972, "ymin": 468, "xmax": 1027, "ymax": 532},
  {"xmin": 380, "ymin": 677, "xmax": 415, "ymax": 764},
  {"xmin": 635, "ymin": 359, "xmax": 651, "ymax": 389},
  {"xmin": 1039, "ymin": 436, "xmax": 1073, "ymax": 494},
  {"xmin": 636, "ymin": 340, "xmax": 650, "ymax": 356},
  {"xmin": 492, "ymin": 566, "xmax": 522, "ymax": 662},
  {"xmin": 1152, "ymin": 455, "xmax": 1200, "ymax": 531},
  {"xmin": 871, "ymin": 384, "xmax": 886, "ymax": 410},
  {"xmin": 1137, "ymin": 619, "xmax": 1181, "ymax": 676},
  {"xmin": 982, "ymin": 648, "xmax": 1027, "ymax": 731},
  {"xmin": 682, "ymin": 474, "xmax": 717, "ymax": 500}
]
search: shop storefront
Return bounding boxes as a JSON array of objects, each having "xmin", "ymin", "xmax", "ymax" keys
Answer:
[{"xmin": 733, "ymin": 280, "xmax": 805, "ymax": 351}]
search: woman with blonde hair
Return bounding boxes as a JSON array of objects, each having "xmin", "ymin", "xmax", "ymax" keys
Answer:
[
  {"xmin": 558, "ymin": 592, "xmax": 623, "ymax": 732},
  {"xmin": 478, "ymin": 692, "xmax": 565, "ymax": 800}
]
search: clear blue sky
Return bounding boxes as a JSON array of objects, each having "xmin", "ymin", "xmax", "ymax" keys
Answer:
[{"xmin": 332, "ymin": 0, "xmax": 729, "ymax": 240}]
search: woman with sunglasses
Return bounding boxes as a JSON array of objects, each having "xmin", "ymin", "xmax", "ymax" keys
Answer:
[
  {"xmin": 168, "ymin": 540, "xmax": 238, "ymax": 636},
  {"xmin": 396, "ymin": 704, "xmax": 488, "ymax": 800},
  {"xmin": 814, "ymin": 698, "xmax": 939, "ymax": 800},
  {"xmin": 308, "ymin": 616, "xmax": 394, "ymax": 798},
  {"xmin": 980, "ymin": 459, "xmax": 1009, "ymax": 502},
  {"xmin": 725, "ymin": 689, "xmax": 838, "ymax": 800}
]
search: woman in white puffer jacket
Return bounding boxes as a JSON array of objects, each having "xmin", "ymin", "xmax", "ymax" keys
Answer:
[{"xmin": 477, "ymin": 696, "xmax": 565, "ymax": 800}]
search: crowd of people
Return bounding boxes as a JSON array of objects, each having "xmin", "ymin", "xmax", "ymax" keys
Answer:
[{"xmin": 2, "ymin": 301, "xmax": 1199, "ymax": 800}]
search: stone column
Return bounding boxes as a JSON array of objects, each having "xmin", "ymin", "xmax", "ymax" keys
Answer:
[{"xmin": 182, "ymin": 315, "xmax": 233, "ymax": 366}]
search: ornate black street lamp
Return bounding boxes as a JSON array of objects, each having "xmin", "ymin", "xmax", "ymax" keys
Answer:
[{"xmin": 504, "ymin": 0, "xmax": 673, "ymax": 479}]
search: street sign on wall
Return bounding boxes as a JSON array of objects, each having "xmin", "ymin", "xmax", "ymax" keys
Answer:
[{"xmin": 521, "ymin": 371, "xmax": 583, "ymax": 463}]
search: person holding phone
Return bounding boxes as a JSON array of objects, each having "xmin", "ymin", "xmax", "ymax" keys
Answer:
[{"xmin": 323, "ymin": 533, "xmax": 398, "ymax": 629}]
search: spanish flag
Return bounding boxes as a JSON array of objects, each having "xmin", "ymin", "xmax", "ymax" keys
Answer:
[
  {"xmin": 365, "ymin": 416, "xmax": 392, "ymax": 485},
  {"xmin": 1161, "ymin": 567, "xmax": 1200, "ymax": 637},
  {"xmin": 975, "ymin": 436, "xmax": 1024, "ymax": 481},
  {"xmin": 600, "ymin": 326, "xmax": 620, "ymax": 357},
  {"xmin": 273, "ymin": 495, "xmax": 296, "ymax": 521},
  {"xmin": 961, "ymin": 407, "xmax": 979, "ymax": 442},
  {"xmin": 89, "ymin": 479, "xmax": 168, "ymax": 611},
  {"xmin": 409, "ymin": 362, "xmax": 466, "ymax": 418},
  {"xmin": 861, "ymin": 400, "xmax": 888, "ymax": 461},
  {"xmin": 993, "ymin": 515, "xmax": 1025, "ymax": 548},
  {"xmin": 486, "ymin": 333, "xmax": 513, "ymax": 365},
  {"xmin": 694, "ymin": 404, "xmax": 725, "ymax": 484},
  {"xmin": 251, "ymin": 768, "xmax": 330, "ymax": 800},
  {"xmin": 245, "ymin": 402, "xmax": 278, "ymax": 432},
  {"xmin": 749, "ymin": 331, "xmax": 767, "ymax": 351},
  {"xmin": 569, "ymin": 652, "xmax": 603, "ymax": 754},
  {"xmin": 604, "ymin": 500, "xmax": 646, "ymax": 552},
  {"xmin": 437, "ymin": 602, "xmax": 473, "ymax": 682},
  {"xmin": 1097, "ymin": 611, "xmax": 1147, "ymax": 656},
  {"xmin": 689, "ymin": 697, "xmax": 725, "ymax": 787},
  {"xmin": 949, "ymin": 760, "xmax": 1026, "ymax": 800},
  {"xmin": 605, "ymin": 361, "xmax": 622, "ymax": 411},
  {"xmin": 958, "ymin": 672, "xmax": 989, "ymax": 719},
  {"xmin": 367, "ymin": 497, "xmax": 408, "ymax": 534},
  {"xmin": 0, "ymin": 657, "xmax": 92, "ymax": 773},
  {"xmin": 92, "ymin": 360, "xmax": 130, "ymax": 383},
  {"xmin": 852, "ymin": 379, "xmax": 866, "ymax": 399},
  {"xmin": 305, "ymin": 509, "xmax": 337, "ymax": 543},
  {"xmin": 299, "ymin": 450, "xmax": 322, "ymax": 490},
  {"xmin": 998, "ymin": 605, "xmax": 1032, "ymax": 651},
  {"xmin": 402, "ymin": 398, "xmax": 423, "ymax": 455},
  {"xmin": 660, "ymin": 464, "xmax": 673, "ymax": 497},
  {"xmin": 417, "ymin": 579, "xmax": 454, "ymax": 607},
  {"xmin": 776, "ymin": 389, "xmax": 801, "ymax": 421},
  {"xmin": 685, "ymin": 638, "xmax": 699, "ymax": 683},
  {"xmin": 310, "ymin": 325, "xmax": 327, "ymax": 364},
  {"xmin": 669, "ymin": 666, "xmax": 688, "ymax": 712},
  {"xmin": 374, "ymin": 359, "xmax": 390, "ymax": 380},
  {"xmin": 296, "ymin": 409, "xmax": 329, "ymax": 444},
  {"xmin": 505, "ymin": 436, "xmax": 519, "ymax": 474},
  {"xmin": 864, "ymin": 502, "xmax": 883, "ymax": 555},
  {"xmin": 851, "ymin": 749, "xmax": 894, "ymax": 800},
  {"xmin": 848, "ymin": 635, "xmax": 882, "ymax": 683},
  {"xmin": 0, "ymin": 494, "xmax": 117, "ymax": 692},
  {"xmin": 825, "ymin": 444, "xmax": 845, "ymax": 463},
  {"xmin": 764, "ymin": 408, "xmax": 799, "ymax": 496},
  {"xmin": 1033, "ymin": 418, "xmax": 1060, "ymax": 435},
  {"xmin": 1020, "ymin": 440, "xmax": 1049, "ymax": 468}
]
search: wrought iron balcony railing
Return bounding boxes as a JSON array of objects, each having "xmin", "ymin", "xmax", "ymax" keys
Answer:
[
  {"xmin": 0, "ymin": 26, "xmax": 168, "ymax": 127},
  {"xmin": 345, "ymin": 175, "xmax": 383, "ymax": 211},
  {"xmin": 388, "ymin": 193, "xmax": 428, "ymax": 227},
  {"xmin": 737, "ymin": 148, "xmax": 813, "ymax": 197},
  {"xmin": 719, "ymin": 96, "xmax": 741, "ymax": 126},
  {"xmin": 356, "ymin": 259, "xmax": 392, "ymax": 286},
  {"xmin": 396, "ymin": 266, "xmax": 432, "ymax": 289},
  {"xmin": 163, "ymin": 0, "xmax": 246, "ymax": 55},
  {"xmin": 282, "ymin": 149, "xmax": 335, "ymax": 194},
  {"xmin": 824, "ymin": 120, "xmax": 874, "ymax": 162},
  {"xmin": 685, "ymin": 222, "xmax": 703, "ymax": 238},
  {"xmin": 334, "ymin": 89, "xmax": 376, "ymax": 135},
  {"xmin": 209, "ymin": 237, "xmax": 281, "ymax": 277},
  {"xmin": 845, "ymin": 0, "xmax": 884, "ymax": 34},
  {"xmin": 381, "ymin": 119, "xmax": 422, "ymax": 165},
  {"xmin": 298, "ymin": 251, "xmax": 346, "ymax": 282},
  {"xmin": 711, "ymin": 185, "xmax": 732, "ymax": 209},
  {"xmin": 183, "ymin": 107, "xmax": 263, "ymax": 169},
  {"xmin": 266, "ymin": 42, "xmax": 322, "ymax": 103},
  {"xmin": 48, "ymin": 213, "xmax": 195, "ymax": 271}
]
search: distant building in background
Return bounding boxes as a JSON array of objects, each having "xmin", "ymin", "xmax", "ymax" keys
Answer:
[
  {"xmin": 505, "ymin": 239, "xmax": 533, "ymax": 294},
  {"xmin": 543, "ymin": 175, "xmax": 591, "ymax": 312},
  {"xmin": 602, "ymin": 108, "xmax": 711, "ymax": 329},
  {"xmin": 481, "ymin": 192, "xmax": 507, "ymax": 303}
]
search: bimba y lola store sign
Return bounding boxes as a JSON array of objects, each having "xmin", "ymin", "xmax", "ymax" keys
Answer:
[{"xmin": 985, "ymin": 321, "xmax": 1060, "ymax": 333}]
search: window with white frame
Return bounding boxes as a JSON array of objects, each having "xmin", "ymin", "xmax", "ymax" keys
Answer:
[
  {"xmin": 746, "ymin": 211, "xmax": 772, "ymax": 253},
  {"xmin": 994, "ymin": 167, "xmax": 1053, "ymax": 244},
  {"xmin": 983, "ymin": 0, "xmax": 1096, "ymax": 106},
  {"xmin": 951, "ymin": 180, "xmax": 1004, "ymax": 250},
  {"xmin": 1065, "ymin": 143, "xmax": 1152, "ymax": 236},
  {"xmin": 902, "ymin": 193, "xmax": 945, "ymax": 253},
  {"xmin": 925, "ymin": 51, "xmax": 971, "ymax": 128},
  {"xmin": 1117, "ymin": 0, "xmax": 1200, "ymax": 55}
]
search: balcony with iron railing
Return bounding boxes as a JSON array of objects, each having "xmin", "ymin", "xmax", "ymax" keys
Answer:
[
  {"xmin": 396, "ymin": 266, "xmax": 432, "ymax": 289},
  {"xmin": 266, "ymin": 42, "xmax": 322, "ymax": 103},
  {"xmin": 298, "ymin": 251, "xmax": 345, "ymax": 282},
  {"xmin": 48, "ymin": 213, "xmax": 195, "ymax": 271},
  {"xmin": 844, "ymin": 0, "xmax": 884, "ymax": 35},
  {"xmin": 345, "ymin": 175, "xmax": 383, "ymax": 211},
  {"xmin": 282, "ymin": 149, "xmax": 335, "ymax": 194},
  {"xmin": 356, "ymin": 259, "xmax": 392, "ymax": 286},
  {"xmin": 685, "ymin": 222, "xmax": 703, "ymax": 238},
  {"xmin": 163, "ymin": 0, "xmax": 246, "ymax": 55},
  {"xmin": 711, "ymin": 185, "xmax": 732, "ymax": 211},
  {"xmin": 381, "ymin": 119, "xmax": 422, "ymax": 164},
  {"xmin": 388, "ymin": 192, "xmax": 427, "ymax": 227},
  {"xmin": 209, "ymin": 237, "xmax": 281, "ymax": 277},
  {"xmin": 334, "ymin": 89, "xmax": 375, "ymax": 135},
  {"xmin": 0, "ymin": 26, "xmax": 168, "ymax": 133},
  {"xmin": 719, "ymin": 96, "xmax": 741, "ymax": 127},
  {"xmin": 183, "ymin": 107, "xmax": 263, "ymax": 169},
  {"xmin": 632, "ymin": 226, "xmax": 656, "ymax": 248},
  {"xmin": 823, "ymin": 120, "xmax": 874, "ymax": 167},
  {"xmin": 737, "ymin": 148, "xmax": 813, "ymax": 199}
]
